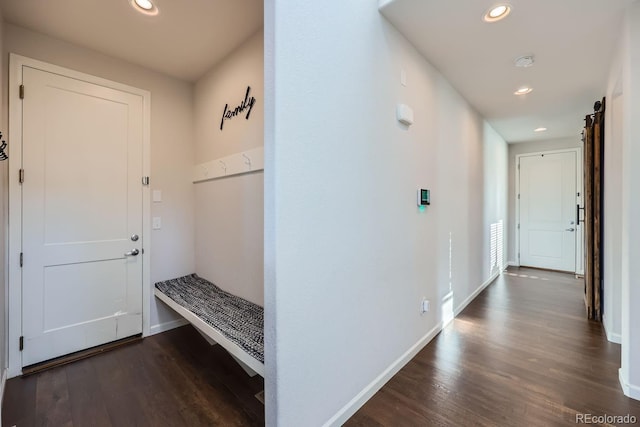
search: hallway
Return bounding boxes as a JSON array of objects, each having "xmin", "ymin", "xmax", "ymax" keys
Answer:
[{"xmin": 348, "ymin": 267, "xmax": 640, "ymax": 426}]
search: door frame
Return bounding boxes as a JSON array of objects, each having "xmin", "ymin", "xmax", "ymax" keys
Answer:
[
  {"xmin": 8, "ymin": 54, "xmax": 151, "ymax": 378},
  {"xmin": 514, "ymin": 147, "xmax": 584, "ymax": 274}
]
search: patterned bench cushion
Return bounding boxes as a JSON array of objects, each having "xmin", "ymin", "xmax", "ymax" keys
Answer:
[{"xmin": 155, "ymin": 274, "xmax": 264, "ymax": 363}]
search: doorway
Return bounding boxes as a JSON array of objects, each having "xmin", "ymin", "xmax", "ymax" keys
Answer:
[
  {"xmin": 516, "ymin": 148, "xmax": 583, "ymax": 273},
  {"xmin": 8, "ymin": 55, "xmax": 151, "ymax": 376}
]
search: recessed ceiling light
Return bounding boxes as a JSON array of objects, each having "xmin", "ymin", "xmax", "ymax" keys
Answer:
[
  {"xmin": 534, "ymin": 127, "xmax": 547, "ymax": 132},
  {"xmin": 484, "ymin": 4, "xmax": 511, "ymax": 22},
  {"xmin": 514, "ymin": 87, "xmax": 533, "ymax": 95},
  {"xmin": 514, "ymin": 55, "xmax": 535, "ymax": 68},
  {"xmin": 135, "ymin": 0, "xmax": 153, "ymax": 9},
  {"xmin": 131, "ymin": 0, "xmax": 158, "ymax": 15}
]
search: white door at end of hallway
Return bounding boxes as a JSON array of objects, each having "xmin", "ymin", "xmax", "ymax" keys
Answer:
[
  {"xmin": 519, "ymin": 152, "xmax": 577, "ymax": 272},
  {"xmin": 20, "ymin": 65, "xmax": 144, "ymax": 367}
]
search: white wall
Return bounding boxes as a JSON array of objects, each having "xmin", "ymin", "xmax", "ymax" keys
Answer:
[
  {"xmin": 507, "ymin": 137, "xmax": 581, "ymax": 264},
  {"xmin": 195, "ymin": 31, "xmax": 264, "ymax": 161},
  {"xmin": 2, "ymin": 24, "xmax": 195, "ymax": 333},
  {"xmin": 603, "ymin": 38, "xmax": 624, "ymax": 344},
  {"xmin": 618, "ymin": 3, "xmax": 640, "ymax": 400},
  {"xmin": 193, "ymin": 31, "xmax": 264, "ymax": 305},
  {"xmin": 264, "ymin": 2, "xmax": 508, "ymax": 425}
]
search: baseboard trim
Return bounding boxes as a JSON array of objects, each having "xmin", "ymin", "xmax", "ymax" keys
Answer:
[
  {"xmin": 609, "ymin": 333, "xmax": 622, "ymax": 344},
  {"xmin": 149, "ymin": 318, "xmax": 189, "ymax": 336},
  {"xmin": 602, "ymin": 316, "xmax": 622, "ymax": 344},
  {"xmin": 454, "ymin": 270, "xmax": 500, "ymax": 317},
  {"xmin": 322, "ymin": 321, "xmax": 444, "ymax": 427},
  {"xmin": 321, "ymin": 272, "xmax": 501, "ymax": 426},
  {"xmin": 1, "ymin": 367, "xmax": 7, "ymax": 425},
  {"xmin": 619, "ymin": 368, "xmax": 640, "ymax": 400},
  {"xmin": 507, "ymin": 261, "xmax": 519, "ymax": 267}
]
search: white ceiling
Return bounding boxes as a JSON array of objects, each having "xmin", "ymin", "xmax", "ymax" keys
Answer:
[
  {"xmin": 0, "ymin": 0, "xmax": 631, "ymax": 142},
  {"xmin": 380, "ymin": 0, "xmax": 635, "ymax": 143},
  {"xmin": 0, "ymin": 0, "xmax": 263, "ymax": 82}
]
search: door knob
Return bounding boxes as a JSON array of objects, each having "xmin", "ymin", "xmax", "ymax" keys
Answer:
[
  {"xmin": 131, "ymin": 234, "xmax": 139, "ymax": 242},
  {"xmin": 125, "ymin": 249, "xmax": 140, "ymax": 256},
  {"xmin": 566, "ymin": 228, "xmax": 575, "ymax": 232}
]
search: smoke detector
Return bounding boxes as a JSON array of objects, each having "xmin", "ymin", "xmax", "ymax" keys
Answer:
[{"xmin": 514, "ymin": 55, "xmax": 535, "ymax": 68}]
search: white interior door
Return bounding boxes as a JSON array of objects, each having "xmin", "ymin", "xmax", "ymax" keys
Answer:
[
  {"xmin": 21, "ymin": 66, "xmax": 144, "ymax": 366},
  {"xmin": 519, "ymin": 152, "xmax": 577, "ymax": 272}
]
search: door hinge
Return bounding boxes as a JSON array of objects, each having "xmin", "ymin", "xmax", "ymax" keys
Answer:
[
  {"xmin": 517, "ymin": 223, "xmax": 520, "ymax": 230},
  {"xmin": 518, "ymin": 252, "xmax": 520, "ymax": 259},
  {"xmin": 19, "ymin": 252, "xmax": 23, "ymax": 267},
  {"xmin": 142, "ymin": 176, "xmax": 150, "ymax": 186},
  {"xmin": 517, "ymin": 163, "xmax": 520, "ymax": 170},
  {"xmin": 19, "ymin": 84, "xmax": 24, "ymax": 99},
  {"xmin": 19, "ymin": 169, "xmax": 24, "ymax": 184},
  {"xmin": 517, "ymin": 193, "xmax": 520, "ymax": 200},
  {"xmin": 19, "ymin": 336, "xmax": 24, "ymax": 351}
]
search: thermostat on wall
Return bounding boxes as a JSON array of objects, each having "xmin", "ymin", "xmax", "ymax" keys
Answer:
[{"xmin": 417, "ymin": 189, "xmax": 430, "ymax": 206}]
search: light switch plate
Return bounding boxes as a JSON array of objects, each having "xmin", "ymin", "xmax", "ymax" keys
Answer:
[
  {"xmin": 152, "ymin": 217, "xmax": 161, "ymax": 230},
  {"xmin": 421, "ymin": 298, "xmax": 430, "ymax": 314},
  {"xmin": 153, "ymin": 190, "xmax": 162, "ymax": 202}
]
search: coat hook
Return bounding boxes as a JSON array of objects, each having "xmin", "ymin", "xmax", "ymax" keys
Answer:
[{"xmin": 242, "ymin": 153, "xmax": 252, "ymax": 169}]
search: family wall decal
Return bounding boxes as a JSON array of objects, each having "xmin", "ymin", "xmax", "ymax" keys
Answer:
[
  {"xmin": 0, "ymin": 132, "xmax": 7, "ymax": 161},
  {"xmin": 220, "ymin": 86, "xmax": 256, "ymax": 130}
]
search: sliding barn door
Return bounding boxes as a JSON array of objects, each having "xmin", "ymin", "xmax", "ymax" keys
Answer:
[{"xmin": 583, "ymin": 99, "xmax": 605, "ymax": 321}]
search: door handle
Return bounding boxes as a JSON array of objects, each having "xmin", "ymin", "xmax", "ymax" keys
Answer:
[
  {"xmin": 125, "ymin": 249, "xmax": 140, "ymax": 256},
  {"xmin": 566, "ymin": 228, "xmax": 575, "ymax": 232}
]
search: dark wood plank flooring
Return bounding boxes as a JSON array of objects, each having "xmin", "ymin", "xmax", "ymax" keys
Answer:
[
  {"xmin": 3, "ymin": 326, "xmax": 265, "ymax": 427},
  {"xmin": 4, "ymin": 268, "xmax": 639, "ymax": 426},
  {"xmin": 348, "ymin": 267, "xmax": 640, "ymax": 426}
]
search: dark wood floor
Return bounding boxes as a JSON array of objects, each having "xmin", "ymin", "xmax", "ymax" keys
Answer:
[
  {"xmin": 348, "ymin": 267, "xmax": 640, "ymax": 426},
  {"xmin": 4, "ymin": 267, "xmax": 640, "ymax": 426},
  {"xmin": 2, "ymin": 326, "xmax": 265, "ymax": 427}
]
